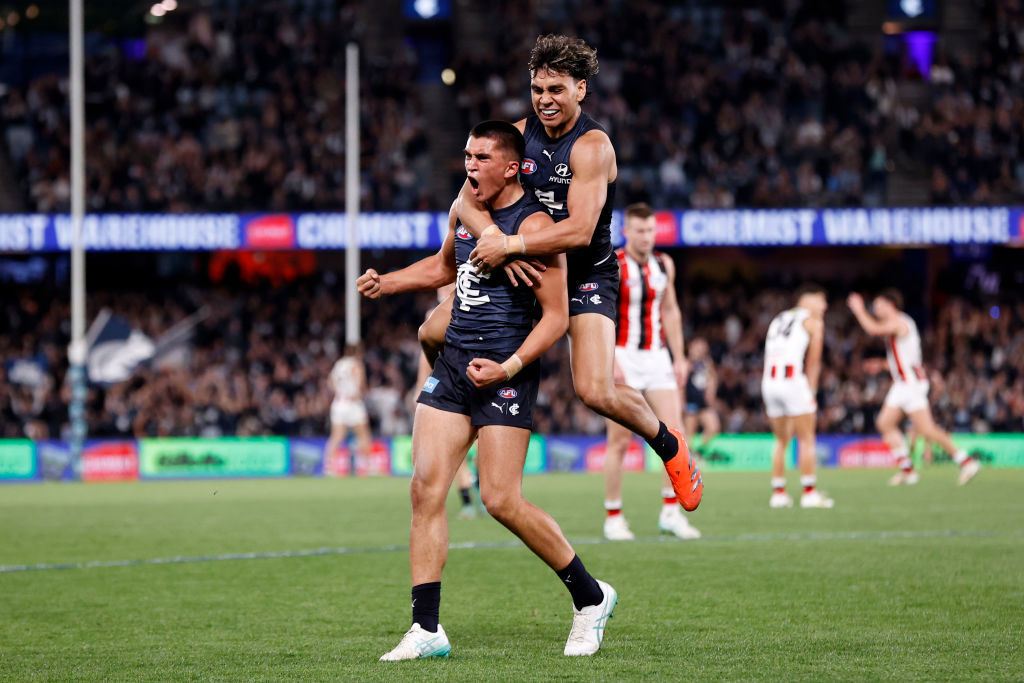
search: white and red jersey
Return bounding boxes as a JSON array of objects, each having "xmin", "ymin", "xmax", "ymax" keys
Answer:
[
  {"xmin": 763, "ymin": 307, "xmax": 811, "ymax": 379},
  {"xmin": 887, "ymin": 313, "xmax": 926, "ymax": 383},
  {"xmin": 330, "ymin": 357, "xmax": 362, "ymax": 402},
  {"xmin": 615, "ymin": 248, "xmax": 669, "ymax": 351}
]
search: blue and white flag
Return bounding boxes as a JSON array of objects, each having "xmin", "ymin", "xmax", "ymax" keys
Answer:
[{"xmin": 86, "ymin": 309, "xmax": 156, "ymax": 385}]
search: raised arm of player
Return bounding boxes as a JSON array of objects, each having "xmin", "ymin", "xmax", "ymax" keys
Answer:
[
  {"xmin": 468, "ymin": 130, "xmax": 614, "ymax": 270},
  {"xmin": 847, "ymin": 293, "xmax": 908, "ymax": 337},
  {"xmin": 357, "ymin": 203, "xmax": 458, "ymax": 298},
  {"xmin": 466, "ymin": 213, "xmax": 569, "ymax": 388},
  {"xmin": 803, "ymin": 315, "xmax": 824, "ymax": 393},
  {"xmin": 658, "ymin": 253, "xmax": 688, "ymax": 387}
]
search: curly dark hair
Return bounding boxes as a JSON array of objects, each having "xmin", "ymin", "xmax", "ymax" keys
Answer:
[{"xmin": 528, "ymin": 34, "xmax": 599, "ymax": 81}]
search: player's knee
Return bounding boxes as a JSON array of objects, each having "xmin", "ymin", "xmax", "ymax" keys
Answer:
[
  {"xmin": 575, "ymin": 380, "xmax": 614, "ymax": 415},
  {"xmin": 409, "ymin": 475, "xmax": 445, "ymax": 512},
  {"xmin": 479, "ymin": 488, "xmax": 518, "ymax": 523}
]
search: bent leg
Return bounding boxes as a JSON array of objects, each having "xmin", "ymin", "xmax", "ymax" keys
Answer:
[
  {"xmin": 569, "ymin": 314, "xmax": 660, "ymax": 440},
  {"xmin": 418, "ymin": 294, "xmax": 453, "ymax": 368},
  {"xmin": 409, "ymin": 405, "xmax": 475, "ymax": 585},
  {"xmin": 323, "ymin": 422, "xmax": 347, "ymax": 476},
  {"xmin": 476, "ymin": 425, "xmax": 575, "ymax": 570},
  {"xmin": 604, "ymin": 418, "xmax": 632, "ymax": 504},
  {"xmin": 768, "ymin": 416, "xmax": 792, "ymax": 480},
  {"xmin": 792, "ymin": 413, "xmax": 817, "ymax": 478},
  {"xmin": 907, "ymin": 408, "xmax": 960, "ymax": 458}
]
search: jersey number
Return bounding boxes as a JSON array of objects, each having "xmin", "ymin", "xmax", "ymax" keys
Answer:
[
  {"xmin": 768, "ymin": 313, "xmax": 797, "ymax": 339},
  {"xmin": 534, "ymin": 189, "xmax": 564, "ymax": 212}
]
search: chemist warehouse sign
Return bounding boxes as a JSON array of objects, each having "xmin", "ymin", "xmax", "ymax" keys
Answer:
[{"xmin": 0, "ymin": 207, "xmax": 1020, "ymax": 252}]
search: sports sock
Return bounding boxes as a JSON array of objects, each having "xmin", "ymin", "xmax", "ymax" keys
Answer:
[
  {"xmin": 646, "ymin": 421, "xmax": 679, "ymax": 463},
  {"xmin": 556, "ymin": 555, "xmax": 604, "ymax": 610},
  {"xmin": 953, "ymin": 449, "xmax": 968, "ymax": 465},
  {"xmin": 891, "ymin": 446, "xmax": 912, "ymax": 471},
  {"xmin": 604, "ymin": 500, "xmax": 622, "ymax": 517},
  {"xmin": 800, "ymin": 474, "xmax": 817, "ymax": 493},
  {"xmin": 661, "ymin": 487, "xmax": 677, "ymax": 508},
  {"xmin": 459, "ymin": 487, "xmax": 472, "ymax": 506},
  {"xmin": 411, "ymin": 582, "xmax": 441, "ymax": 633},
  {"xmin": 771, "ymin": 477, "xmax": 786, "ymax": 493}
]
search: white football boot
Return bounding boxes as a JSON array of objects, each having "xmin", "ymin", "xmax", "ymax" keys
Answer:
[
  {"xmin": 888, "ymin": 469, "xmax": 920, "ymax": 486},
  {"xmin": 658, "ymin": 506, "xmax": 702, "ymax": 539},
  {"xmin": 564, "ymin": 580, "xmax": 618, "ymax": 656},
  {"xmin": 379, "ymin": 623, "xmax": 451, "ymax": 661},
  {"xmin": 769, "ymin": 491, "xmax": 794, "ymax": 508},
  {"xmin": 957, "ymin": 458, "xmax": 980, "ymax": 486},
  {"xmin": 799, "ymin": 489, "xmax": 835, "ymax": 508},
  {"xmin": 603, "ymin": 514, "xmax": 635, "ymax": 541}
]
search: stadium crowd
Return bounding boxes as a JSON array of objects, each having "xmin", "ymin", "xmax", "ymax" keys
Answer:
[
  {"xmin": 1, "ymin": 3, "xmax": 432, "ymax": 214},
  {"xmin": 3, "ymin": 0, "xmax": 1023, "ymax": 213},
  {"xmin": 3, "ymin": 270, "xmax": 1021, "ymax": 441},
  {"xmin": 451, "ymin": 1, "xmax": 888, "ymax": 209},
  {"xmin": 918, "ymin": 0, "xmax": 1024, "ymax": 206}
]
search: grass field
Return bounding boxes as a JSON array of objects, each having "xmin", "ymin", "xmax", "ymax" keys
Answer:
[{"xmin": 1, "ymin": 469, "xmax": 1022, "ymax": 680}]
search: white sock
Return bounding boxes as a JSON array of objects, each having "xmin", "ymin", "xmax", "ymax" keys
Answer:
[
  {"xmin": 953, "ymin": 449, "xmax": 968, "ymax": 465},
  {"xmin": 891, "ymin": 447, "xmax": 912, "ymax": 470},
  {"xmin": 604, "ymin": 499, "xmax": 622, "ymax": 512},
  {"xmin": 800, "ymin": 474, "xmax": 817, "ymax": 490},
  {"xmin": 771, "ymin": 477, "xmax": 786, "ymax": 491}
]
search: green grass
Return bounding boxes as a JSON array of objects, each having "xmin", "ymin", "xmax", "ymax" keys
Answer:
[{"xmin": 1, "ymin": 469, "xmax": 1022, "ymax": 680}]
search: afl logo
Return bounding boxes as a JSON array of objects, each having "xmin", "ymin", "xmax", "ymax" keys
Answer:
[
  {"xmin": 521, "ymin": 158, "xmax": 537, "ymax": 174},
  {"xmin": 456, "ymin": 225, "xmax": 471, "ymax": 239},
  {"xmin": 498, "ymin": 387, "xmax": 518, "ymax": 399},
  {"xmin": 555, "ymin": 163, "xmax": 571, "ymax": 177},
  {"xmin": 578, "ymin": 282, "xmax": 599, "ymax": 292}
]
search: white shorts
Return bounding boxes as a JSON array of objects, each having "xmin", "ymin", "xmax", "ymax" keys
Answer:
[
  {"xmin": 614, "ymin": 347, "xmax": 678, "ymax": 392},
  {"xmin": 762, "ymin": 376, "xmax": 816, "ymax": 418},
  {"xmin": 883, "ymin": 380, "xmax": 930, "ymax": 414},
  {"xmin": 331, "ymin": 400, "xmax": 368, "ymax": 427}
]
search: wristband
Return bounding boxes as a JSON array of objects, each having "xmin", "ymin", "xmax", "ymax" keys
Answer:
[
  {"xmin": 508, "ymin": 234, "xmax": 525, "ymax": 255},
  {"xmin": 501, "ymin": 353, "xmax": 524, "ymax": 380}
]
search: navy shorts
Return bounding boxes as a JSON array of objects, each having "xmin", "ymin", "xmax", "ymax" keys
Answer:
[
  {"xmin": 567, "ymin": 252, "xmax": 619, "ymax": 321},
  {"xmin": 417, "ymin": 344, "xmax": 539, "ymax": 430}
]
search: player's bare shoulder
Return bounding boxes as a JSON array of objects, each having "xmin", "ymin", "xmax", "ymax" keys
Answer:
[
  {"xmin": 513, "ymin": 118, "xmax": 527, "ymax": 134},
  {"xmin": 570, "ymin": 128, "xmax": 617, "ymax": 182}
]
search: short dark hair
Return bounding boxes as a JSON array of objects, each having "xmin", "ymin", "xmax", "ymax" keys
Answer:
[
  {"xmin": 469, "ymin": 120, "xmax": 525, "ymax": 162},
  {"xmin": 795, "ymin": 282, "xmax": 825, "ymax": 303},
  {"xmin": 529, "ymin": 34, "xmax": 599, "ymax": 81},
  {"xmin": 876, "ymin": 287, "xmax": 904, "ymax": 310},
  {"xmin": 624, "ymin": 203, "xmax": 654, "ymax": 220}
]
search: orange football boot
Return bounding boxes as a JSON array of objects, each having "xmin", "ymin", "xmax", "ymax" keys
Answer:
[{"xmin": 663, "ymin": 429, "xmax": 703, "ymax": 511}]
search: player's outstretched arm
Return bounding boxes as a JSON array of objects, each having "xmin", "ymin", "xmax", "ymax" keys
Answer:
[
  {"xmin": 847, "ymin": 293, "xmax": 905, "ymax": 337},
  {"xmin": 466, "ymin": 215, "xmax": 568, "ymax": 389},
  {"xmin": 357, "ymin": 205, "xmax": 458, "ymax": 298},
  {"xmin": 803, "ymin": 316, "xmax": 824, "ymax": 393},
  {"xmin": 658, "ymin": 254, "xmax": 689, "ymax": 387}
]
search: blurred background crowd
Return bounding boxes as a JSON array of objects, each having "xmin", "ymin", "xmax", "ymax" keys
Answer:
[
  {"xmin": 1, "ymin": 0, "xmax": 1022, "ymax": 443},
  {"xmin": 3, "ymin": 256, "xmax": 1021, "ymax": 440},
  {"xmin": 4, "ymin": 0, "xmax": 1024, "ymax": 213}
]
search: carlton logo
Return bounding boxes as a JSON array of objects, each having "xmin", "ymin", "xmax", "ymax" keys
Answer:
[
  {"xmin": 498, "ymin": 387, "xmax": 518, "ymax": 399},
  {"xmin": 456, "ymin": 225, "xmax": 471, "ymax": 239},
  {"xmin": 521, "ymin": 159, "xmax": 537, "ymax": 174},
  {"xmin": 579, "ymin": 282, "xmax": 599, "ymax": 292}
]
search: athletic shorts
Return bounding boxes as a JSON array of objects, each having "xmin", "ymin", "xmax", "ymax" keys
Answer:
[
  {"xmin": 331, "ymin": 399, "xmax": 368, "ymax": 427},
  {"xmin": 762, "ymin": 376, "xmax": 816, "ymax": 418},
  {"xmin": 567, "ymin": 254, "xmax": 619, "ymax": 321},
  {"xmin": 417, "ymin": 344, "xmax": 539, "ymax": 430},
  {"xmin": 883, "ymin": 380, "xmax": 930, "ymax": 414},
  {"xmin": 614, "ymin": 346, "xmax": 677, "ymax": 392},
  {"xmin": 685, "ymin": 385, "xmax": 707, "ymax": 414}
]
